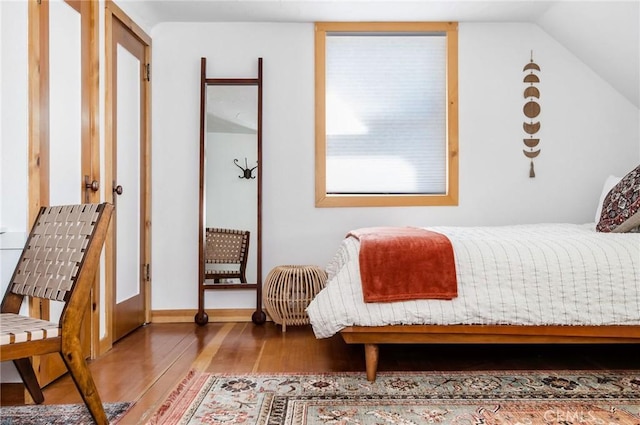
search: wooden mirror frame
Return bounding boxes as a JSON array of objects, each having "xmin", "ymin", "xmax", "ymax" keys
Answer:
[{"xmin": 195, "ymin": 57, "xmax": 265, "ymax": 325}]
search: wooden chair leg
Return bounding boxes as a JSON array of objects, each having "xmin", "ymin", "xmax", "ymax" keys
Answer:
[
  {"xmin": 60, "ymin": 345, "xmax": 108, "ymax": 425},
  {"xmin": 12, "ymin": 358, "xmax": 44, "ymax": 404}
]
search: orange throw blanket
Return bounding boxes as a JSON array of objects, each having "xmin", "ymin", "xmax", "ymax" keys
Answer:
[{"xmin": 346, "ymin": 227, "xmax": 457, "ymax": 303}]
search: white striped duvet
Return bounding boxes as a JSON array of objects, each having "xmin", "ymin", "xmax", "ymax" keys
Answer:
[{"xmin": 306, "ymin": 223, "xmax": 640, "ymax": 339}]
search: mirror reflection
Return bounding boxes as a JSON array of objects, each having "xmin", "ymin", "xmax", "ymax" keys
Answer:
[
  {"xmin": 205, "ymin": 85, "xmax": 258, "ymax": 284},
  {"xmin": 196, "ymin": 57, "xmax": 264, "ymax": 326}
]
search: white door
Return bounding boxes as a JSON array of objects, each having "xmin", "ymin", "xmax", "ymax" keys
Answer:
[{"xmin": 108, "ymin": 13, "xmax": 149, "ymax": 341}]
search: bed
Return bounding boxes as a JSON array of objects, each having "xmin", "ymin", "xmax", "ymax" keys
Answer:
[{"xmin": 306, "ymin": 169, "xmax": 640, "ymax": 381}]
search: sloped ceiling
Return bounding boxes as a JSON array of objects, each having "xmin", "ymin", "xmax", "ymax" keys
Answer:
[
  {"xmin": 537, "ymin": 1, "xmax": 639, "ymax": 108},
  {"xmin": 118, "ymin": 0, "xmax": 639, "ymax": 108}
]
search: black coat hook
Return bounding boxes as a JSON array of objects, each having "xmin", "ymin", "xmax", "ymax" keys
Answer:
[{"xmin": 234, "ymin": 158, "xmax": 257, "ymax": 179}]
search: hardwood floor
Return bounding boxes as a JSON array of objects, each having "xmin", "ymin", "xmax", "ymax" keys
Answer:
[{"xmin": 14, "ymin": 322, "xmax": 640, "ymax": 423}]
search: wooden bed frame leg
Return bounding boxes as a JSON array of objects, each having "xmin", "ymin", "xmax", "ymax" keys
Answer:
[{"xmin": 364, "ymin": 343, "xmax": 379, "ymax": 382}]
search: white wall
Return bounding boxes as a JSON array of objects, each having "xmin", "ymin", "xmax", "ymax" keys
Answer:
[
  {"xmin": 150, "ymin": 22, "xmax": 639, "ymax": 312},
  {"xmin": 0, "ymin": 1, "xmax": 2, "ymax": 230},
  {"xmin": 0, "ymin": 1, "xmax": 28, "ymax": 233},
  {"xmin": 537, "ymin": 1, "xmax": 639, "ymax": 109}
]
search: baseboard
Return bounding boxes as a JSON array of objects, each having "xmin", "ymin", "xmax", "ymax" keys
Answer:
[
  {"xmin": 151, "ymin": 308, "xmax": 271, "ymax": 323},
  {"xmin": 0, "ymin": 383, "xmax": 25, "ymax": 406}
]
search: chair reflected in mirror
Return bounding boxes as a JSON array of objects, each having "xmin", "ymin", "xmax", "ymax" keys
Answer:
[{"xmin": 204, "ymin": 228, "xmax": 250, "ymax": 283}]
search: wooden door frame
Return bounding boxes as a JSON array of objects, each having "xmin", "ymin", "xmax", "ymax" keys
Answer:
[
  {"xmin": 27, "ymin": 0, "xmax": 100, "ymax": 384},
  {"xmin": 102, "ymin": 0, "xmax": 152, "ymax": 354}
]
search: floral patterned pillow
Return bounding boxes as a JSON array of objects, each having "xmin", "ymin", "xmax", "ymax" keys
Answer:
[
  {"xmin": 596, "ymin": 165, "xmax": 640, "ymax": 233},
  {"xmin": 594, "ymin": 175, "xmax": 621, "ymax": 223}
]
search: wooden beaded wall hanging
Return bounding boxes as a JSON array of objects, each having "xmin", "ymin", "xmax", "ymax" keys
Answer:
[{"xmin": 523, "ymin": 51, "xmax": 541, "ymax": 177}]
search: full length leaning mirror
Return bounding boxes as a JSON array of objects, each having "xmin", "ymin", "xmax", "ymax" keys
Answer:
[{"xmin": 195, "ymin": 57, "xmax": 266, "ymax": 325}]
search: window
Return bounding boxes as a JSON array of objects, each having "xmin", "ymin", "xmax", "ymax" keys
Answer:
[{"xmin": 315, "ymin": 22, "xmax": 458, "ymax": 207}]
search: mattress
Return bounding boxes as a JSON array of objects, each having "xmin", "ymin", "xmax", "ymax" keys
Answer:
[{"xmin": 306, "ymin": 223, "xmax": 640, "ymax": 338}]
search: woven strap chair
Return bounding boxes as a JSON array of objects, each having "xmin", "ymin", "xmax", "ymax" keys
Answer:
[
  {"xmin": 204, "ymin": 228, "xmax": 250, "ymax": 283},
  {"xmin": 0, "ymin": 203, "xmax": 113, "ymax": 425}
]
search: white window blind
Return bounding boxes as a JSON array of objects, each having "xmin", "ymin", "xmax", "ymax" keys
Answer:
[{"xmin": 325, "ymin": 33, "xmax": 447, "ymax": 195}]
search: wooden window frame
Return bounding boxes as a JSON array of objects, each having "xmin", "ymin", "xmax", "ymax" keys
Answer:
[{"xmin": 315, "ymin": 22, "xmax": 459, "ymax": 207}]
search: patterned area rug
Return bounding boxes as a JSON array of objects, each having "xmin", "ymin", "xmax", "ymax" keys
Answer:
[
  {"xmin": 148, "ymin": 370, "xmax": 640, "ymax": 424},
  {"xmin": 0, "ymin": 401, "xmax": 132, "ymax": 425}
]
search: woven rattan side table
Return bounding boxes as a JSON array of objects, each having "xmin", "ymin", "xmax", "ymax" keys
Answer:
[{"xmin": 263, "ymin": 265, "xmax": 327, "ymax": 332}]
